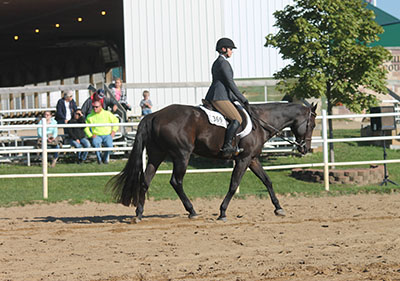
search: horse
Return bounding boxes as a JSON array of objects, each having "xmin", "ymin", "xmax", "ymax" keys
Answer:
[{"xmin": 108, "ymin": 102, "xmax": 317, "ymax": 222}]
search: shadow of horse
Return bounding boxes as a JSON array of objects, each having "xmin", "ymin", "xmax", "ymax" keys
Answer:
[{"xmin": 25, "ymin": 214, "xmax": 180, "ymax": 224}]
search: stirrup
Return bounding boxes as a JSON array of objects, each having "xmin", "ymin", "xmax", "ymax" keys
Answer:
[
  {"xmin": 234, "ymin": 147, "xmax": 244, "ymax": 156},
  {"xmin": 221, "ymin": 146, "xmax": 244, "ymax": 157}
]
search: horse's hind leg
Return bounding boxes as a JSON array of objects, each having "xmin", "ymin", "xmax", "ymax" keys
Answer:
[
  {"xmin": 135, "ymin": 150, "xmax": 166, "ymax": 222},
  {"xmin": 249, "ymin": 158, "xmax": 285, "ymax": 216},
  {"xmin": 170, "ymin": 155, "xmax": 198, "ymax": 219}
]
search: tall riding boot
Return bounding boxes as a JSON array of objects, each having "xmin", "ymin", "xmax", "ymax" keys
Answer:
[{"xmin": 221, "ymin": 120, "xmax": 243, "ymax": 157}]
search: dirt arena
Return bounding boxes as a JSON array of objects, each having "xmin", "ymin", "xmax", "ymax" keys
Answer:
[{"xmin": 1, "ymin": 193, "xmax": 400, "ymax": 281}]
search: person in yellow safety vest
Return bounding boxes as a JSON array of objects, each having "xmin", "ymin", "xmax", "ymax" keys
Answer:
[{"xmin": 85, "ymin": 98, "xmax": 119, "ymax": 164}]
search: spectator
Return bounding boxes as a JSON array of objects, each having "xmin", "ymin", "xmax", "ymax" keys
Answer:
[
  {"xmin": 81, "ymin": 89, "xmax": 118, "ymax": 117},
  {"xmin": 109, "ymin": 78, "xmax": 131, "ymax": 111},
  {"xmin": 84, "ymin": 100, "xmax": 119, "ymax": 164},
  {"xmin": 37, "ymin": 111, "xmax": 60, "ymax": 168},
  {"xmin": 140, "ymin": 90, "xmax": 153, "ymax": 116},
  {"xmin": 55, "ymin": 90, "xmax": 77, "ymax": 134},
  {"xmin": 68, "ymin": 109, "xmax": 91, "ymax": 164}
]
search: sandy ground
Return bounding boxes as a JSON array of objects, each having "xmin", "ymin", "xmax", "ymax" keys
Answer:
[{"xmin": 1, "ymin": 193, "xmax": 400, "ymax": 281}]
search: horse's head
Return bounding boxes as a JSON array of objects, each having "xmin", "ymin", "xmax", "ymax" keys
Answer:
[{"xmin": 291, "ymin": 103, "xmax": 317, "ymax": 155}]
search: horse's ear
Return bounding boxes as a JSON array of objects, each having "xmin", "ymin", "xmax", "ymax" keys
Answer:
[{"xmin": 311, "ymin": 102, "xmax": 317, "ymax": 113}]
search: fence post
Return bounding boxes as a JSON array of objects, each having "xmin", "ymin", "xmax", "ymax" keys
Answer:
[
  {"xmin": 264, "ymin": 85, "xmax": 268, "ymax": 101},
  {"xmin": 142, "ymin": 148, "xmax": 147, "ymax": 172},
  {"xmin": 41, "ymin": 118, "xmax": 48, "ymax": 199},
  {"xmin": 322, "ymin": 110, "xmax": 329, "ymax": 191}
]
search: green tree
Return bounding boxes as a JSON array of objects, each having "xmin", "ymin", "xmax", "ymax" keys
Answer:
[{"xmin": 265, "ymin": 0, "xmax": 391, "ymax": 163}]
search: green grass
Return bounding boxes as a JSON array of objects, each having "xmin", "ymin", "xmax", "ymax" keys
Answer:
[{"xmin": 1, "ymin": 129, "xmax": 400, "ymax": 206}]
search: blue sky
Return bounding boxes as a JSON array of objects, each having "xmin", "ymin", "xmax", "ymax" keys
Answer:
[{"xmin": 376, "ymin": 0, "xmax": 400, "ymax": 20}]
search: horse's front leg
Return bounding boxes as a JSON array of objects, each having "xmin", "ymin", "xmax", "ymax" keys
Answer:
[
  {"xmin": 218, "ymin": 159, "xmax": 249, "ymax": 221},
  {"xmin": 249, "ymin": 158, "xmax": 285, "ymax": 216}
]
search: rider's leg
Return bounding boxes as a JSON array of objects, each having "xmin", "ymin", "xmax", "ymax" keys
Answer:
[
  {"xmin": 211, "ymin": 100, "xmax": 243, "ymax": 156},
  {"xmin": 212, "ymin": 100, "xmax": 242, "ymax": 124},
  {"xmin": 221, "ymin": 120, "xmax": 242, "ymax": 156}
]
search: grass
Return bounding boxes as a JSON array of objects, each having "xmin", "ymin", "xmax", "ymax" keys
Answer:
[{"xmin": 1, "ymin": 129, "xmax": 400, "ymax": 207}]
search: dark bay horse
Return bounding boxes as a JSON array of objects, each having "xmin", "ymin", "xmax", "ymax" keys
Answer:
[{"xmin": 109, "ymin": 102, "xmax": 317, "ymax": 222}]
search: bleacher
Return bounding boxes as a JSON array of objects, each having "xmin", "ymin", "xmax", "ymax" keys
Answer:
[{"xmin": 0, "ymin": 109, "xmax": 54, "ymax": 126}]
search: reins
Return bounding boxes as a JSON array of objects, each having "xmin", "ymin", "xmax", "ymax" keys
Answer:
[{"xmin": 252, "ymin": 108, "xmax": 315, "ymax": 149}]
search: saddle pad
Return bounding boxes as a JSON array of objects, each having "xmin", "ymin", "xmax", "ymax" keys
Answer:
[
  {"xmin": 199, "ymin": 102, "xmax": 252, "ymax": 139},
  {"xmin": 234, "ymin": 102, "xmax": 252, "ymax": 139},
  {"xmin": 199, "ymin": 106, "xmax": 228, "ymax": 128}
]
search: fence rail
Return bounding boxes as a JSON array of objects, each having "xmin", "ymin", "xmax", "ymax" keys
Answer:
[{"xmin": 1, "ymin": 110, "xmax": 400, "ymax": 198}]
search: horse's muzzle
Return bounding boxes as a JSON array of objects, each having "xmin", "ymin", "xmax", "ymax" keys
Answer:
[{"xmin": 297, "ymin": 144, "xmax": 308, "ymax": 155}]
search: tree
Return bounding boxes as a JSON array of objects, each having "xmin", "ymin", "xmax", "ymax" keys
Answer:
[{"xmin": 265, "ymin": 0, "xmax": 391, "ymax": 163}]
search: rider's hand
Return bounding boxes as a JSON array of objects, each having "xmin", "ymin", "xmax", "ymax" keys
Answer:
[
  {"xmin": 243, "ymin": 100, "xmax": 258, "ymax": 130},
  {"xmin": 243, "ymin": 100, "xmax": 251, "ymax": 111}
]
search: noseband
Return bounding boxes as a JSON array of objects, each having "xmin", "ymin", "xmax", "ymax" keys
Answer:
[{"xmin": 295, "ymin": 110, "xmax": 316, "ymax": 151}]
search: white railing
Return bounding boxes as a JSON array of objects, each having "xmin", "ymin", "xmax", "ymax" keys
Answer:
[
  {"xmin": 1, "ymin": 110, "xmax": 400, "ymax": 198},
  {"xmin": 0, "ymin": 80, "xmax": 279, "ymax": 115}
]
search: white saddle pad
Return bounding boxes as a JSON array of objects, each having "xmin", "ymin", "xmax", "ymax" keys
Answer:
[
  {"xmin": 199, "ymin": 102, "xmax": 252, "ymax": 139},
  {"xmin": 199, "ymin": 106, "xmax": 228, "ymax": 128}
]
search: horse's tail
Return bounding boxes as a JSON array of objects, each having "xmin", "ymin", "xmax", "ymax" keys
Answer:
[{"xmin": 107, "ymin": 115, "xmax": 152, "ymax": 207}]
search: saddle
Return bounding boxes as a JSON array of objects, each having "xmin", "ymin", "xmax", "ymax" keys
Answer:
[
  {"xmin": 200, "ymin": 99, "xmax": 252, "ymax": 139},
  {"xmin": 201, "ymin": 99, "xmax": 247, "ymax": 125}
]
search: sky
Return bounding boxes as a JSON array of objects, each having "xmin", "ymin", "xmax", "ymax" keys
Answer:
[{"xmin": 375, "ymin": 0, "xmax": 400, "ymax": 20}]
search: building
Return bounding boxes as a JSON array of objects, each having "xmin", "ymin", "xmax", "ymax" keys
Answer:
[{"xmin": 122, "ymin": 0, "xmax": 292, "ymax": 115}]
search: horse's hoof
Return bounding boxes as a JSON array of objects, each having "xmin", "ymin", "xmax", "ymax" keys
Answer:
[
  {"xmin": 131, "ymin": 217, "xmax": 142, "ymax": 224},
  {"xmin": 188, "ymin": 213, "xmax": 199, "ymax": 219},
  {"xmin": 217, "ymin": 216, "xmax": 227, "ymax": 222},
  {"xmin": 274, "ymin": 209, "xmax": 286, "ymax": 217}
]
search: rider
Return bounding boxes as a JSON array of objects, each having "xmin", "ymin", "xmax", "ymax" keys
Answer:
[{"xmin": 205, "ymin": 37, "xmax": 248, "ymax": 157}]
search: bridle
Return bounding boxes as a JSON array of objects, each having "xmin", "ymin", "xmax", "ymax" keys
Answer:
[
  {"xmin": 254, "ymin": 108, "xmax": 316, "ymax": 151},
  {"xmin": 295, "ymin": 109, "xmax": 316, "ymax": 152}
]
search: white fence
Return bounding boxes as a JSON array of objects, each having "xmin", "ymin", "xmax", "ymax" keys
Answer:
[
  {"xmin": 0, "ymin": 79, "xmax": 279, "ymax": 116},
  {"xmin": 1, "ymin": 110, "xmax": 400, "ymax": 198}
]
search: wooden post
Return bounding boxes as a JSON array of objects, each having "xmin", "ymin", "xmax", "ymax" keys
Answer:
[
  {"xmin": 74, "ymin": 77, "xmax": 79, "ymax": 105},
  {"xmin": 46, "ymin": 81, "xmax": 50, "ymax": 107},
  {"xmin": 34, "ymin": 83, "xmax": 39, "ymax": 108},
  {"xmin": 9, "ymin": 93, "xmax": 14, "ymax": 111},
  {"xmin": 34, "ymin": 92, "xmax": 39, "ymax": 108},
  {"xmin": 122, "ymin": 67, "xmax": 126, "ymax": 82},
  {"xmin": 105, "ymin": 69, "xmax": 113, "ymax": 83},
  {"xmin": 89, "ymin": 74, "xmax": 94, "ymax": 86},
  {"xmin": 21, "ymin": 93, "xmax": 26, "ymax": 109},
  {"xmin": 60, "ymin": 79, "xmax": 64, "ymax": 98}
]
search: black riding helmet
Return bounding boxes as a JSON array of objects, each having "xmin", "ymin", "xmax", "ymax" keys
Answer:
[{"xmin": 216, "ymin": 38, "xmax": 237, "ymax": 52}]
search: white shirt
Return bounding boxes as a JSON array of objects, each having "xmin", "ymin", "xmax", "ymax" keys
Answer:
[{"xmin": 64, "ymin": 101, "xmax": 71, "ymax": 121}]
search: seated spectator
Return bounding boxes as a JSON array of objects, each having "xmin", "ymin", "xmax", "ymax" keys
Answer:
[
  {"xmin": 140, "ymin": 90, "xmax": 153, "ymax": 116},
  {"xmin": 109, "ymin": 78, "xmax": 131, "ymax": 111},
  {"xmin": 84, "ymin": 99, "xmax": 119, "ymax": 164},
  {"xmin": 81, "ymin": 89, "xmax": 118, "ymax": 117},
  {"xmin": 37, "ymin": 111, "xmax": 60, "ymax": 168},
  {"xmin": 55, "ymin": 90, "xmax": 77, "ymax": 135},
  {"xmin": 68, "ymin": 109, "xmax": 91, "ymax": 164}
]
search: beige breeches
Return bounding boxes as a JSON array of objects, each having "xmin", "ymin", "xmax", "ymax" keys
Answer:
[{"xmin": 211, "ymin": 100, "xmax": 242, "ymax": 124}]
